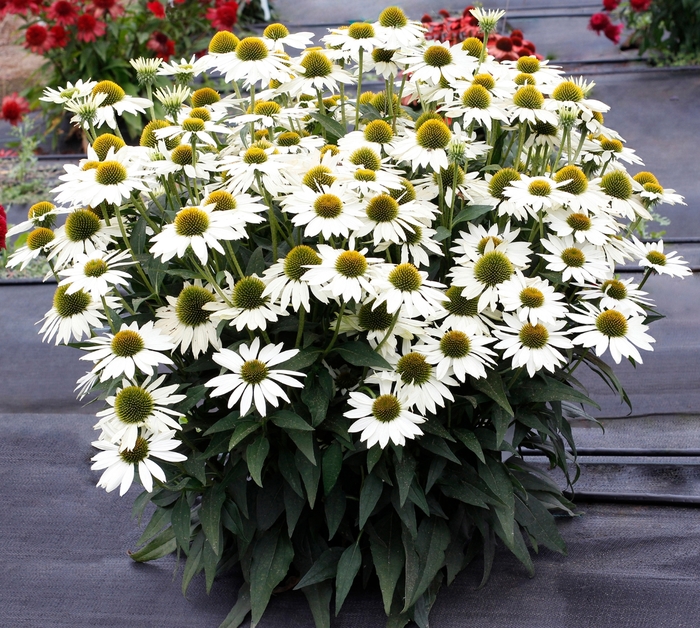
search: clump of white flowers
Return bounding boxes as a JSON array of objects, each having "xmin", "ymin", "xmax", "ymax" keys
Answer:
[{"xmin": 13, "ymin": 7, "xmax": 690, "ymax": 626}]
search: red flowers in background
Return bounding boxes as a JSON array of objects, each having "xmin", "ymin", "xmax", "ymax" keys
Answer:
[
  {"xmin": 0, "ymin": 205, "xmax": 7, "ymax": 251},
  {"xmin": 603, "ymin": 0, "xmax": 621, "ymax": 9},
  {"xmin": 630, "ymin": 0, "xmax": 652, "ymax": 11},
  {"xmin": 206, "ymin": 0, "xmax": 239, "ymax": 32},
  {"xmin": 47, "ymin": 0, "xmax": 76, "ymax": 24},
  {"xmin": 147, "ymin": 31, "xmax": 175, "ymax": 60},
  {"xmin": 146, "ymin": 0, "xmax": 165, "ymax": 19},
  {"xmin": 1, "ymin": 92, "xmax": 31, "ymax": 126},
  {"xmin": 24, "ymin": 22, "xmax": 51, "ymax": 52},
  {"xmin": 76, "ymin": 12, "xmax": 106, "ymax": 42},
  {"xmin": 591, "ymin": 0, "xmax": 653, "ymax": 45},
  {"xmin": 589, "ymin": 12, "xmax": 611, "ymax": 33}
]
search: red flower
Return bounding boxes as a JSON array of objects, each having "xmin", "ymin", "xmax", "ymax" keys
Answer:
[
  {"xmin": 1, "ymin": 92, "xmax": 30, "ymax": 126},
  {"xmin": 76, "ymin": 13, "xmax": 106, "ymax": 42},
  {"xmin": 629, "ymin": 0, "xmax": 651, "ymax": 11},
  {"xmin": 511, "ymin": 34, "xmax": 523, "ymax": 46},
  {"xmin": 92, "ymin": 0, "xmax": 123, "ymax": 18},
  {"xmin": 438, "ymin": 9, "xmax": 450, "ymax": 18},
  {"xmin": 495, "ymin": 36, "xmax": 513, "ymax": 52},
  {"xmin": 0, "ymin": 205, "xmax": 7, "ymax": 250},
  {"xmin": 47, "ymin": 0, "xmax": 78, "ymax": 25},
  {"xmin": 420, "ymin": 13, "xmax": 432, "ymax": 23},
  {"xmin": 6, "ymin": 0, "xmax": 41, "ymax": 16},
  {"xmin": 603, "ymin": 0, "xmax": 620, "ymax": 10},
  {"xmin": 24, "ymin": 23, "xmax": 51, "ymax": 53},
  {"xmin": 604, "ymin": 22, "xmax": 624, "ymax": 43},
  {"xmin": 510, "ymin": 29, "xmax": 524, "ymax": 38},
  {"xmin": 48, "ymin": 23, "xmax": 69, "ymax": 48},
  {"xmin": 147, "ymin": 0, "xmax": 164, "ymax": 18},
  {"xmin": 206, "ymin": 0, "xmax": 238, "ymax": 31},
  {"xmin": 589, "ymin": 12, "xmax": 611, "ymax": 33},
  {"xmin": 146, "ymin": 31, "xmax": 175, "ymax": 60},
  {"xmin": 462, "ymin": 5, "xmax": 478, "ymax": 26}
]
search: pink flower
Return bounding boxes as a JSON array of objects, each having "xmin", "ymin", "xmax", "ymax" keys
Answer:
[
  {"xmin": 76, "ymin": 13, "xmax": 106, "ymax": 42},
  {"xmin": 604, "ymin": 22, "xmax": 624, "ymax": 44},
  {"xmin": 146, "ymin": 31, "xmax": 175, "ymax": 60},
  {"xmin": 630, "ymin": 0, "xmax": 651, "ymax": 11},
  {"xmin": 589, "ymin": 12, "xmax": 611, "ymax": 34},
  {"xmin": 47, "ymin": 0, "xmax": 78, "ymax": 25},
  {"xmin": 1, "ymin": 92, "xmax": 30, "ymax": 126}
]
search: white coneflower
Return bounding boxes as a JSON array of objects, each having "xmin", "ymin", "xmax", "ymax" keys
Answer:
[
  {"xmin": 94, "ymin": 374, "xmax": 186, "ymax": 450},
  {"xmin": 501, "ymin": 174, "xmax": 572, "ymax": 217},
  {"xmin": 414, "ymin": 327, "xmax": 496, "ymax": 382},
  {"xmin": 551, "ymin": 165, "xmax": 609, "ymax": 214},
  {"xmin": 390, "ymin": 119, "xmax": 453, "ymax": 172},
  {"xmin": 206, "ymin": 338, "xmax": 306, "ymax": 417},
  {"xmin": 6, "ymin": 201, "xmax": 65, "ymax": 237},
  {"xmin": 323, "ymin": 22, "xmax": 383, "ymax": 62},
  {"xmin": 157, "ymin": 55, "xmax": 208, "ymax": 84},
  {"xmin": 579, "ymin": 277, "xmax": 652, "ymax": 316},
  {"xmin": 262, "ymin": 245, "xmax": 323, "ymax": 313},
  {"xmin": 440, "ymin": 83, "xmax": 510, "ymax": 130},
  {"xmin": 374, "ymin": 6, "xmax": 426, "ymax": 49},
  {"xmin": 210, "ymin": 36, "xmax": 292, "ymax": 87},
  {"xmin": 57, "ymin": 249, "xmax": 133, "ymax": 297},
  {"xmin": 434, "ymin": 285, "xmax": 492, "ymax": 335},
  {"xmin": 155, "ymin": 115, "xmax": 230, "ymax": 147},
  {"xmin": 6, "ymin": 226, "xmax": 56, "ymax": 270},
  {"xmin": 91, "ymin": 80, "xmax": 153, "ymax": 130},
  {"xmin": 345, "ymin": 379, "xmax": 425, "ymax": 448},
  {"xmin": 545, "ymin": 207, "xmax": 618, "ymax": 246},
  {"xmin": 91, "ymin": 430, "xmax": 186, "ymax": 496},
  {"xmin": 375, "ymin": 223, "xmax": 443, "ymax": 268},
  {"xmin": 371, "ymin": 262, "xmax": 447, "ymax": 318},
  {"xmin": 505, "ymin": 85, "xmax": 559, "ymax": 126},
  {"xmin": 151, "ymin": 144, "xmax": 220, "ymax": 180},
  {"xmin": 354, "ymin": 192, "xmax": 427, "ymax": 247},
  {"xmin": 40, "ymin": 79, "xmax": 97, "ymax": 105},
  {"xmin": 79, "ymin": 321, "xmax": 175, "ymax": 382},
  {"xmin": 64, "ymin": 92, "xmax": 108, "ymax": 129},
  {"xmin": 399, "ymin": 40, "xmax": 475, "ymax": 85},
  {"xmin": 451, "ymin": 222, "xmax": 532, "ymax": 267},
  {"xmin": 498, "ymin": 273, "xmax": 568, "ymax": 325},
  {"xmin": 540, "ymin": 235, "xmax": 611, "ymax": 283},
  {"xmin": 569, "ymin": 304, "xmax": 655, "ymax": 364},
  {"xmin": 624, "ymin": 236, "xmax": 692, "ymax": 278},
  {"xmin": 130, "ymin": 57, "xmax": 162, "ymax": 85},
  {"xmin": 155, "ymin": 280, "xmax": 222, "ymax": 358},
  {"xmin": 543, "ymin": 77, "xmax": 610, "ymax": 119},
  {"xmin": 261, "ymin": 22, "xmax": 314, "ymax": 52},
  {"xmin": 150, "ymin": 203, "xmax": 244, "ymax": 265},
  {"xmin": 205, "ymin": 274, "xmax": 282, "ymax": 332},
  {"xmin": 493, "ymin": 313, "xmax": 573, "ymax": 377},
  {"xmin": 39, "ymin": 284, "xmax": 116, "ymax": 345}
]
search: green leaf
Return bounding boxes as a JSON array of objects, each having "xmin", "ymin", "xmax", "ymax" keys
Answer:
[
  {"xmin": 271, "ymin": 410, "xmax": 314, "ymax": 431},
  {"xmin": 297, "ymin": 449, "xmax": 321, "ymax": 508},
  {"xmin": 470, "ymin": 371, "xmax": 514, "ymax": 416},
  {"xmin": 403, "ymin": 519, "xmax": 450, "ymax": 611},
  {"xmin": 181, "ymin": 531, "xmax": 204, "ymax": 596},
  {"xmin": 301, "ymin": 368, "xmax": 334, "ymax": 427},
  {"xmin": 128, "ymin": 527, "xmax": 176, "ymax": 562},
  {"xmin": 228, "ymin": 420, "xmax": 260, "ymax": 450},
  {"xmin": 491, "ymin": 406, "xmax": 512, "ymax": 447},
  {"xmin": 288, "ymin": 428, "xmax": 316, "ymax": 464},
  {"xmin": 434, "ymin": 226, "xmax": 451, "ymax": 241},
  {"xmin": 276, "ymin": 348, "xmax": 321, "ymax": 371},
  {"xmin": 394, "ymin": 454, "xmax": 416, "ymax": 507},
  {"xmin": 246, "ymin": 436, "xmax": 270, "ymax": 487},
  {"xmin": 246, "ymin": 246, "xmax": 266, "ymax": 277},
  {"xmin": 512, "ymin": 375, "xmax": 600, "ymax": 408},
  {"xmin": 322, "ymin": 442, "xmax": 343, "ymax": 495},
  {"xmin": 278, "ymin": 449, "xmax": 304, "ymax": 497},
  {"xmin": 367, "ymin": 445, "xmax": 382, "ymax": 473},
  {"xmin": 182, "ymin": 455, "xmax": 206, "ymax": 485},
  {"xmin": 369, "ymin": 516, "xmax": 405, "ymax": 615},
  {"xmin": 295, "ymin": 547, "xmax": 344, "ymax": 589},
  {"xmin": 302, "ymin": 581, "xmax": 333, "ymax": 628},
  {"xmin": 203, "ymin": 538, "xmax": 221, "ymax": 593},
  {"xmin": 514, "ymin": 495, "xmax": 566, "ymax": 554},
  {"xmin": 438, "ymin": 479, "xmax": 489, "ymax": 509},
  {"xmin": 200, "ymin": 485, "xmax": 226, "ymax": 555},
  {"xmin": 454, "ymin": 428, "xmax": 486, "ymax": 463},
  {"xmin": 333, "ymin": 341, "xmax": 392, "ymax": 369},
  {"xmin": 335, "ymin": 542, "xmax": 362, "ymax": 615},
  {"xmin": 203, "ymin": 410, "xmax": 241, "ymax": 435},
  {"xmin": 452, "ymin": 204, "xmax": 493, "ymax": 227},
  {"xmin": 479, "ymin": 458, "xmax": 515, "ymax": 546},
  {"xmin": 308, "ymin": 111, "xmax": 347, "ymax": 140},
  {"xmin": 137, "ymin": 506, "xmax": 171, "ymax": 546},
  {"xmin": 283, "ymin": 481, "xmax": 305, "ymax": 536},
  {"xmin": 421, "ymin": 435, "xmax": 461, "ymax": 465},
  {"xmin": 171, "ymin": 495, "xmax": 192, "ymax": 551},
  {"xmin": 359, "ymin": 473, "xmax": 384, "ymax": 528},
  {"xmin": 219, "ymin": 582, "xmax": 251, "ymax": 628},
  {"xmin": 250, "ymin": 526, "xmax": 295, "ymax": 627},
  {"xmin": 324, "ymin": 483, "xmax": 346, "ymax": 541}
]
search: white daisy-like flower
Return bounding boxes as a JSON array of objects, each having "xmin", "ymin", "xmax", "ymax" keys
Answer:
[
  {"xmin": 91, "ymin": 430, "xmax": 186, "ymax": 496},
  {"xmin": 493, "ymin": 313, "xmax": 573, "ymax": 377},
  {"xmin": 376, "ymin": 223, "xmax": 443, "ymax": 268},
  {"xmin": 569, "ymin": 304, "xmax": 655, "ymax": 364},
  {"xmin": 6, "ymin": 226, "xmax": 56, "ymax": 270},
  {"xmin": 440, "ymin": 83, "xmax": 510, "ymax": 130},
  {"xmin": 155, "ymin": 115, "xmax": 230, "ymax": 147},
  {"xmin": 219, "ymin": 145, "xmax": 288, "ymax": 196},
  {"xmin": 450, "ymin": 238, "xmax": 530, "ymax": 312},
  {"xmin": 433, "ymin": 285, "xmax": 493, "ymax": 336},
  {"xmin": 150, "ymin": 203, "xmax": 244, "ymax": 265},
  {"xmin": 303, "ymin": 245, "xmax": 382, "ymax": 304},
  {"xmin": 323, "ymin": 22, "xmax": 383, "ymax": 62},
  {"xmin": 205, "ymin": 274, "xmax": 282, "ymax": 332},
  {"xmin": 64, "ymin": 92, "xmax": 108, "ymax": 130},
  {"xmin": 354, "ymin": 193, "xmax": 427, "ymax": 246},
  {"xmin": 155, "ymin": 280, "xmax": 222, "ymax": 358},
  {"xmin": 637, "ymin": 180, "xmax": 685, "ymax": 207},
  {"xmin": 545, "ymin": 206, "xmax": 618, "ymax": 246},
  {"xmin": 6, "ymin": 201, "xmax": 66, "ymax": 237},
  {"xmin": 414, "ymin": 326, "xmax": 496, "ymax": 382},
  {"xmin": 281, "ymin": 48, "xmax": 354, "ymax": 98},
  {"xmin": 210, "ymin": 36, "xmax": 292, "ymax": 87},
  {"xmin": 201, "ymin": 188, "xmax": 267, "ymax": 231},
  {"xmin": 390, "ymin": 119, "xmax": 453, "ymax": 172},
  {"xmin": 543, "ymin": 78, "xmax": 610, "ymax": 118},
  {"xmin": 624, "ymin": 236, "xmax": 692, "ymax": 278},
  {"xmin": 94, "ymin": 374, "xmax": 186, "ymax": 451},
  {"xmin": 501, "ymin": 174, "xmax": 572, "ymax": 217},
  {"xmin": 262, "ymin": 245, "xmax": 323, "ymax": 313},
  {"xmin": 363, "ymin": 46, "xmax": 404, "ymax": 79},
  {"xmin": 79, "ymin": 321, "xmax": 175, "ymax": 382},
  {"xmin": 205, "ymin": 338, "xmax": 306, "ymax": 417},
  {"xmin": 505, "ymin": 84, "xmax": 560, "ymax": 126},
  {"xmin": 40, "ymin": 79, "xmax": 97, "ymax": 104},
  {"xmin": 372, "ymin": 262, "xmax": 447, "ymax": 318},
  {"xmin": 91, "ymin": 80, "xmax": 153, "ymax": 130},
  {"xmin": 498, "ymin": 273, "xmax": 568, "ymax": 325},
  {"xmin": 373, "ymin": 6, "xmax": 426, "ymax": 49},
  {"xmin": 375, "ymin": 352, "xmax": 457, "ymax": 415},
  {"xmin": 38, "ymin": 285, "xmax": 115, "ymax": 345},
  {"xmin": 261, "ymin": 23, "xmax": 314, "ymax": 52},
  {"xmin": 503, "ymin": 55, "xmax": 563, "ymax": 87},
  {"xmin": 281, "ymin": 181, "xmax": 364, "ymax": 239},
  {"xmin": 399, "ymin": 40, "xmax": 475, "ymax": 85},
  {"xmin": 540, "ymin": 235, "xmax": 611, "ymax": 283},
  {"xmin": 273, "ymin": 131, "xmax": 325, "ymax": 155},
  {"xmin": 451, "ymin": 222, "xmax": 532, "ymax": 267},
  {"xmin": 579, "ymin": 277, "xmax": 652, "ymax": 316},
  {"xmin": 58, "ymin": 249, "xmax": 132, "ymax": 297},
  {"xmin": 157, "ymin": 55, "xmax": 208, "ymax": 82},
  {"xmin": 345, "ymin": 378, "xmax": 425, "ymax": 448},
  {"xmin": 550, "ymin": 165, "xmax": 609, "ymax": 214},
  {"xmin": 153, "ymin": 85, "xmax": 191, "ymax": 120},
  {"xmin": 151, "ymin": 143, "xmax": 220, "ymax": 181}
]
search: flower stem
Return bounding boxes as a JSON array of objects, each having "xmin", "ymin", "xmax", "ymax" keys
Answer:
[{"xmin": 355, "ymin": 49, "xmax": 363, "ymax": 129}]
